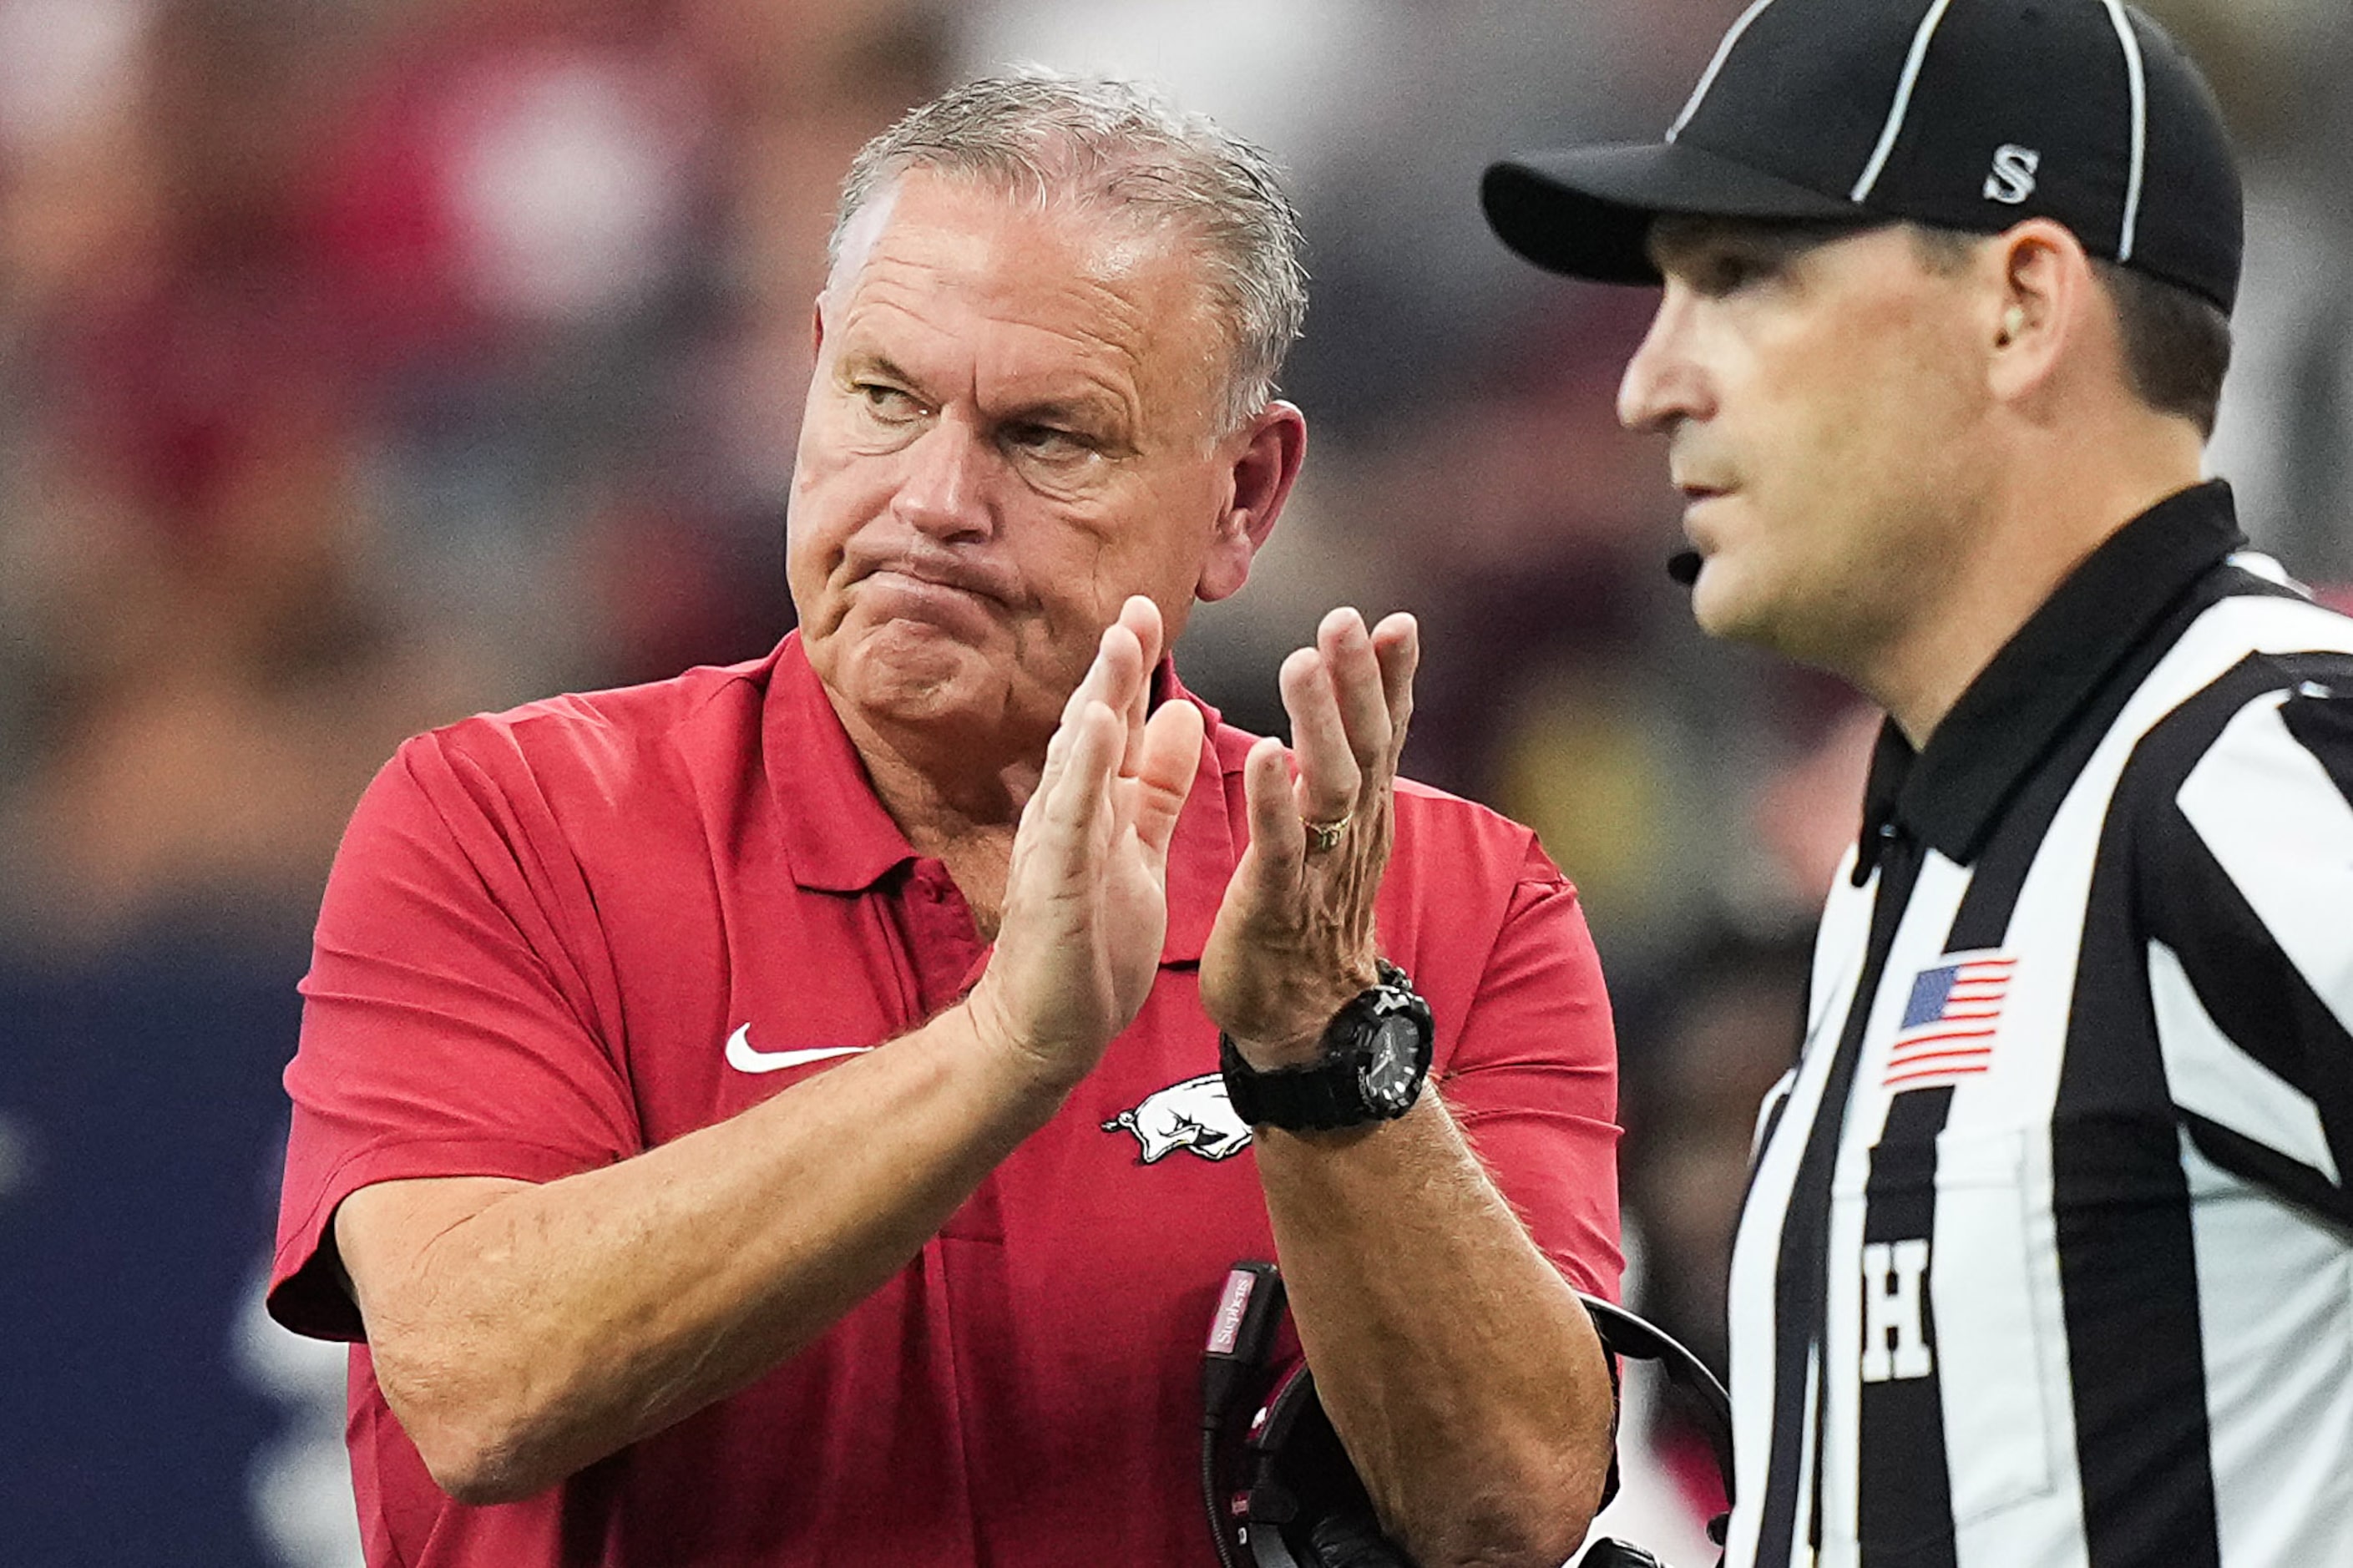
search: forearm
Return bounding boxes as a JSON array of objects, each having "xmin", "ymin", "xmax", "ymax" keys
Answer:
[
  {"xmin": 342, "ymin": 1001, "xmax": 1065, "ymax": 1502},
  {"xmin": 1257, "ymin": 1088, "xmax": 1616, "ymax": 1568}
]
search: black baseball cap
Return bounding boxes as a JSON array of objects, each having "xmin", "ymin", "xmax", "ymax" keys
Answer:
[{"xmin": 1483, "ymin": 0, "xmax": 2243, "ymax": 313}]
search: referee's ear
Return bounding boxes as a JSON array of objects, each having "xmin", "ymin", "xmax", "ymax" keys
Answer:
[{"xmin": 1983, "ymin": 218, "xmax": 2101, "ymax": 412}]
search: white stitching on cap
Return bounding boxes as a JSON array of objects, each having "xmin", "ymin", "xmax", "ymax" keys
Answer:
[
  {"xmin": 1667, "ymin": 0, "xmax": 1783, "ymax": 144},
  {"xmin": 1850, "ymin": 0, "xmax": 1957, "ymax": 202},
  {"xmin": 2098, "ymin": 0, "xmax": 2148, "ymax": 261}
]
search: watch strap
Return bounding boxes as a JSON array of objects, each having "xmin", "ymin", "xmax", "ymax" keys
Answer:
[{"xmin": 1218, "ymin": 960, "xmax": 1432, "ymax": 1132}]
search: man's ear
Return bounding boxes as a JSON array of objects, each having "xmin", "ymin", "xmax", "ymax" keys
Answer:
[
  {"xmin": 810, "ymin": 296, "xmax": 827, "ymax": 360},
  {"xmin": 1196, "ymin": 401, "xmax": 1307, "ymax": 604},
  {"xmin": 1986, "ymin": 218, "xmax": 2095, "ymax": 407}
]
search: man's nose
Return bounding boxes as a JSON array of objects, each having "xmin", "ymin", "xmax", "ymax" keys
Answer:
[
  {"xmin": 1617, "ymin": 291, "xmax": 1708, "ymax": 434},
  {"xmin": 892, "ymin": 420, "xmax": 994, "ymax": 540}
]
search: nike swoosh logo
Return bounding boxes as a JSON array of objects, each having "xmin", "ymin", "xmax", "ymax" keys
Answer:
[{"xmin": 725, "ymin": 1024, "xmax": 873, "ymax": 1075}]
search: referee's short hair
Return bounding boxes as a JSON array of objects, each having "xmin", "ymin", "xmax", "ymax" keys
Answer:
[{"xmin": 2095, "ymin": 258, "xmax": 2233, "ymax": 439}]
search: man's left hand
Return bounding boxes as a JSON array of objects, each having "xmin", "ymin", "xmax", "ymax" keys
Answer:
[
  {"xmin": 1201, "ymin": 606, "xmax": 1419, "ymax": 1067},
  {"xmin": 1197, "ymin": 605, "xmax": 1616, "ymax": 1567}
]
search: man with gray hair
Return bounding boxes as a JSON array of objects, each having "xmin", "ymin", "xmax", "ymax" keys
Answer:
[{"xmin": 268, "ymin": 73, "xmax": 1623, "ymax": 1567}]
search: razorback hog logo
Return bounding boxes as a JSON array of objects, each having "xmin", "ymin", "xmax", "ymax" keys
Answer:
[{"xmin": 1101, "ymin": 1073, "xmax": 1252, "ymax": 1163}]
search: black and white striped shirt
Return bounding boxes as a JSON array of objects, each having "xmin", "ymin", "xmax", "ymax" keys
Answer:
[{"xmin": 1725, "ymin": 482, "xmax": 2353, "ymax": 1567}]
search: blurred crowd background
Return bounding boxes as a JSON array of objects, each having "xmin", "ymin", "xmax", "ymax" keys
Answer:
[{"xmin": 1, "ymin": 1, "xmax": 2345, "ymax": 1560}]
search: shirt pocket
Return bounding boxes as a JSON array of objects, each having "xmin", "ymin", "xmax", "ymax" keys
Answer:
[
  {"xmin": 1923, "ymin": 1125, "xmax": 2061, "ymax": 1527},
  {"xmin": 1829, "ymin": 1122, "xmax": 2061, "ymax": 1556}
]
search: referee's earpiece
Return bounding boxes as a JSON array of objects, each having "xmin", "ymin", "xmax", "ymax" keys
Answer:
[{"xmin": 1999, "ymin": 304, "xmax": 2028, "ymax": 344}]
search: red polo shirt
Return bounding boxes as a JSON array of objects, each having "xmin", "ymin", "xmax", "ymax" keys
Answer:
[{"xmin": 271, "ymin": 633, "xmax": 1621, "ymax": 1568}]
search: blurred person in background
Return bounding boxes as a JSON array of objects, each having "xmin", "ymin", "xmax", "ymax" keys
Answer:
[
  {"xmin": 1600, "ymin": 705, "xmax": 1874, "ymax": 1555},
  {"xmin": 267, "ymin": 72, "xmax": 1622, "ymax": 1568},
  {"xmin": 1487, "ymin": 1, "xmax": 2353, "ymax": 1563},
  {"xmin": 1613, "ymin": 930, "xmax": 1810, "ymax": 1528}
]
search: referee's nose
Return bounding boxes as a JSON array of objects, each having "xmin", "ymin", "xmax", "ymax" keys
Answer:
[{"xmin": 1617, "ymin": 285, "xmax": 1710, "ymax": 436}]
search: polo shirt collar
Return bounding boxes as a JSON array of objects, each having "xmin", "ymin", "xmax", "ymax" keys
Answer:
[
  {"xmin": 1856, "ymin": 479, "xmax": 2244, "ymax": 879},
  {"xmin": 765, "ymin": 633, "xmax": 918, "ymax": 893},
  {"xmin": 764, "ymin": 635, "xmax": 1241, "ymax": 965}
]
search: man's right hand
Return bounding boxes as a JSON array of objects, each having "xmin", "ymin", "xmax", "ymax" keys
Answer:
[{"xmin": 967, "ymin": 594, "xmax": 1205, "ymax": 1095}]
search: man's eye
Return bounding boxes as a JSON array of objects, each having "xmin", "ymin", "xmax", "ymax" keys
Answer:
[
  {"xmin": 855, "ymin": 383, "xmax": 922, "ymax": 417},
  {"xmin": 1694, "ymin": 251, "xmax": 1767, "ymax": 296},
  {"xmin": 1005, "ymin": 422, "xmax": 1091, "ymax": 459}
]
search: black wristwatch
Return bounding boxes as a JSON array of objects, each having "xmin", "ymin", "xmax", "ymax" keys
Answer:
[{"xmin": 1218, "ymin": 959, "xmax": 1435, "ymax": 1132}]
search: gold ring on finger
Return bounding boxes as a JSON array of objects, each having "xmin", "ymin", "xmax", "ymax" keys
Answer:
[{"xmin": 1303, "ymin": 813, "xmax": 1351, "ymax": 853}]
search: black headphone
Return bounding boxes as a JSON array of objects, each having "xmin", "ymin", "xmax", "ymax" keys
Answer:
[{"xmin": 1199, "ymin": 1262, "xmax": 1733, "ymax": 1568}]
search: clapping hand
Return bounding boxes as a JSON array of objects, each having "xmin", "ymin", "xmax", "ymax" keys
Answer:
[
  {"xmin": 968, "ymin": 595, "xmax": 1205, "ymax": 1095},
  {"xmin": 1201, "ymin": 606, "xmax": 1419, "ymax": 1068}
]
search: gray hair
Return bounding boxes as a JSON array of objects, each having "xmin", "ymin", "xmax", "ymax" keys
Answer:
[{"xmin": 827, "ymin": 68, "xmax": 1308, "ymax": 432}]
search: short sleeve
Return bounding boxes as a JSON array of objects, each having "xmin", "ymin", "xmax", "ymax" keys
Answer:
[
  {"xmin": 2138, "ymin": 680, "xmax": 2353, "ymax": 1228},
  {"xmin": 269, "ymin": 730, "xmax": 642, "ymax": 1341},
  {"xmin": 1436, "ymin": 842, "xmax": 1624, "ymax": 1302}
]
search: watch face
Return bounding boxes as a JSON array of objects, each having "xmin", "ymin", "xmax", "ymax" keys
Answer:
[{"xmin": 1359, "ymin": 1016, "xmax": 1422, "ymax": 1109}]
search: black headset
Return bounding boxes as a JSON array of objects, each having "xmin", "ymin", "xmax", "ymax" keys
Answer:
[{"xmin": 1199, "ymin": 1262, "xmax": 1733, "ymax": 1568}]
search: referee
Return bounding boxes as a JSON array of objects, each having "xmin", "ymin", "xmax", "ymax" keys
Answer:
[{"xmin": 1480, "ymin": 3, "xmax": 2351, "ymax": 1565}]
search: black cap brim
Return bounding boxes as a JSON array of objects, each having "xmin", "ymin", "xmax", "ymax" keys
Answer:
[{"xmin": 1482, "ymin": 139, "xmax": 1863, "ymax": 283}]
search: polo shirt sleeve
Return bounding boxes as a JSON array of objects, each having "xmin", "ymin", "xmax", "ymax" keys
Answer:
[
  {"xmin": 2135, "ymin": 679, "xmax": 2353, "ymax": 1230},
  {"xmin": 269, "ymin": 726, "xmax": 641, "ymax": 1343},
  {"xmin": 1435, "ymin": 840, "xmax": 1624, "ymax": 1303}
]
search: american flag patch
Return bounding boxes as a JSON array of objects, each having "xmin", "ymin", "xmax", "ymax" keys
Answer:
[{"xmin": 1884, "ymin": 954, "xmax": 2014, "ymax": 1090}]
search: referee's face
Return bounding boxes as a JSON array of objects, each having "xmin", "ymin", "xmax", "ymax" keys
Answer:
[
  {"xmin": 786, "ymin": 170, "xmax": 1279, "ymax": 773},
  {"xmin": 1619, "ymin": 217, "xmax": 1994, "ymax": 675}
]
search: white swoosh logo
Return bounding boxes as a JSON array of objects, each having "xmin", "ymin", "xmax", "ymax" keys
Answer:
[{"xmin": 725, "ymin": 1024, "xmax": 873, "ymax": 1075}]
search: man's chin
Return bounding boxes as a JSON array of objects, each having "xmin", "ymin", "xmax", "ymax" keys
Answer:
[
  {"xmin": 1692, "ymin": 569, "xmax": 1806, "ymax": 659},
  {"xmin": 827, "ymin": 625, "xmax": 1055, "ymax": 748},
  {"xmin": 838, "ymin": 631, "xmax": 987, "ymax": 714},
  {"xmin": 1687, "ymin": 565, "xmax": 1754, "ymax": 643},
  {"xmin": 1693, "ymin": 574, "xmax": 1874, "ymax": 684}
]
